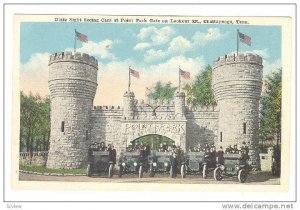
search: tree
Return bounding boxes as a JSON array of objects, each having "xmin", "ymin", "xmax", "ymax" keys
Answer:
[
  {"xmin": 259, "ymin": 68, "xmax": 282, "ymax": 146},
  {"xmin": 20, "ymin": 92, "xmax": 50, "ymax": 154},
  {"xmin": 147, "ymin": 81, "xmax": 177, "ymax": 101},
  {"xmin": 183, "ymin": 65, "xmax": 216, "ymax": 107}
]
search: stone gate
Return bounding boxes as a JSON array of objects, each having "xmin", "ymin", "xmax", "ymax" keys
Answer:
[{"xmin": 46, "ymin": 51, "xmax": 263, "ymax": 169}]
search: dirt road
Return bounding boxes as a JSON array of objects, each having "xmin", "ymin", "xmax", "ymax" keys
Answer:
[{"xmin": 19, "ymin": 172, "xmax": 280, "ymax": 185}]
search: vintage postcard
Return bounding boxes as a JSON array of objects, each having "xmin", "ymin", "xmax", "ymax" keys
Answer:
[{"xmin": 11, "ymin": 13, "xmax": 292, "ymax": 199}]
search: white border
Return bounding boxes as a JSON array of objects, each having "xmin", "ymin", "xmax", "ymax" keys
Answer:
[{"xmin": 2, "ymin": 2, "xmax": 297, "ymax": 209}]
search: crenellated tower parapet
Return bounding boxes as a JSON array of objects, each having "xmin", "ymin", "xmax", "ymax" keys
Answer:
[{"xmin": 49, "ymin": 51, "xmax": 98, "ymax": 68}]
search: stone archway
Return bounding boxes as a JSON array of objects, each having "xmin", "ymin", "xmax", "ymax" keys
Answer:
[
  {"xmin": 131, "ymin": 134, "xmax": 175, "ymax": 151},
  {"xmin": 121, "ymin": 120, "xmax": 187, "ymax": 151}
]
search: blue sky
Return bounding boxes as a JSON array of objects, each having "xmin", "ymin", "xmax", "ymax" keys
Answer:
[{"xmin": 20, "ymin": 22, "xmax": 282, "ymax": 105}]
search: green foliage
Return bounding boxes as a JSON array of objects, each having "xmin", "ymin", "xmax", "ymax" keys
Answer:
[
  {"xmin": 134, "ymin": 135, "xmax": 174, "ymax": 150},
  {"xmin": 183, "ymin": 65, "xmax": 216, "ymax": 107},
  {"xmin": 19, "ymin": 165, "xmax": 86, "ymax": 174},
  {"xmin": 147, "ymin": 81, "xmax": 177, "ymax": 101},
  {"xmin": 20, "ymin": 91, "xmax": 50, "ymax": 153},
  {"xmin": 259, "ymin": 68, "xmax": 282, "ymax": 145}
]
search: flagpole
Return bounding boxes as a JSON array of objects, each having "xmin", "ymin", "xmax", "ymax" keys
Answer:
[
  {"xmin": 178, "ymin": 66, "xmax": 181, "ymax": 93},
  {"xmin": 74, "ymin": 29, "xmax": 77, "ymax": 53},
  {"xmin": 128, "ymin": 66, "xmax": 131, "ymax": 92},
  {"xmin": 237, "ymin": 29, "xmax": 239, "ymax": 55}
]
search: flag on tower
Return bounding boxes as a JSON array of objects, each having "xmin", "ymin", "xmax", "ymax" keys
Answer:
[
  {"xmin": 180, "ymin": 68, "xmax": 190, "ymax": 79},
  {"xmin": 238, "ymin": 31, "xmax": 251, "ymax": 46},
  {"xmin": 75, "ymin": 30, "xmax": 88, "ymax": 42},
  {"xmin": 130, "ymin": 67, "xmax": 140, "ymax": 78}
]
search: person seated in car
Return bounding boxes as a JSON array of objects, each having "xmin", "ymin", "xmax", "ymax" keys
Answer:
[
  {"xmin": 171, "ymin": 142, "xmax": 176, "ymax": 149},
  {"xmin": 159, "ymin": 143, "xmax": 164, "ymax": 152},
  {"xmin": 204, "ymin": 143, "xmax": 209, "ymax": 150},
  {"xmin": 193, "ymin": 146, "xmax": 199, "ymax": 152},
  {"xmin": 162, "ymin": 142, "xmax": 168, "ymax": 152},
  {"xmin": 99, "ymin": 142, "xmax": 106, "ymax": 151},
  {"xmin": 233, "ymin": 145, "xmax": 239, "ymax": 154},
  {"xmin": 107, "ymin": 144, "xmax": 112, "ymax": 151},
  {"xmin": 225, "ymin": 145, "xmax": 233, "ymax": 154},
  {"xmin": 210, "ymin": 146, "xmax": 217, "ymax": 158}
]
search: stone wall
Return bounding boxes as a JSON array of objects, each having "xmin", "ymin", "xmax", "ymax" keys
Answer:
[
  {"xmin": 19, "ymin": 152, "xmax": 48, "ymax": 166},
  {"xmin": 90, "ymin": 106, "xmax": 123, "ymax": 153},
  {"xmin": 186, "ymin": 106, "xmax": 219, "ymax": 149}
]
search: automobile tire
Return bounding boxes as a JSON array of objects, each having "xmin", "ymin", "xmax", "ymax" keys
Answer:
[
  {"xmin": 238, "ymin": 169, "xmax": 248, "ymax": 183},
  {"xmin": 87, "ymin": 164, "xmax": 91, "ymax": 177},
  {"xmin": 108, "ymin": 164, "xmax": 114, "ymax": 178},
  {"xmin": 214, "ymin": 167, "xmax": 223, "ymax": 181},
  {"xmin": 202, "ymin": 164, "xmax": 207, "ymax": 179},
  {"xmin": 149, "ymin": 165, "xmax": 155, "ymax": 177},
  {"xmin": 181, "ymin": 165, "xmax": 186, "ymax": 179},
  {"xmin": 139, "ymin": 165, "xmax": 143, "ymax": 178},
  {"xmin": 118, "ymin": 168, "xmax": 123, "ymax": 178},
  {"xmin": 170, "ymin": 165, "xmax": 174, "ymax": 178}
]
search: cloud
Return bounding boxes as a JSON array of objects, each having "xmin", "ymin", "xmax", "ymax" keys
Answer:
[
  {"xmin": 133, "ymin": 42, "xmax": 151, "ymax": 50},
  {"xmin": 20, "ymin": 53, "xmax": 50, "ymax": 96},
  {"xmin": 144, "ymin": 36, "xmax": 193, "ymax": 62},
  {"xmin": 94, "ymin": 55, "xmax": 205, "ymax": 105},
  {"xmin": 67, "ymin": 39, "xmax": 116, "ymax": 60},
  {"xmin": 193, "ymin": 28, "xmax": 228, "ymax": 45},
  {"xmin": 134, "ymin": 26, "xmax": 176, "ymax": 50},
  {"xmin": 263, "ymin": 59, "xmax": 281, "ymax": 77},
  {"xmin": 143, "ymin": 28, "xmax": 228, "ymax": 62}
]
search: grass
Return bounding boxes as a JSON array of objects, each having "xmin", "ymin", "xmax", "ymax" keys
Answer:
[{"xmin": 19, "ymin": 165, "xmax": 86, "ymax": 174}]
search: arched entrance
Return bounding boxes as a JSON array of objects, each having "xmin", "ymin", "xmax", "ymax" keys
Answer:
[{"xmin": 131, "ymin": 134, "xmax": 175, "ymax": 151}]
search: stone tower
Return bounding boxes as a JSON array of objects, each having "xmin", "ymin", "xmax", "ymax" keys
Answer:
[
  {"xmin": 46, "ymin": 51, "xmax": 98, "ymax": 169},
  {"xmin": 123, "ymin": 91, "xmax": 135, "ymax": 120},
  {"xmin": 212, "ymin": 53, "xmax": 263, "ymax": 167},
  {"xmin": 174, "ymin": 92, "xmax": 186, "ymax": 119}
]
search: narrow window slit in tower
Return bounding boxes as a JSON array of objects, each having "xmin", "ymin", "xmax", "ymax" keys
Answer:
[
  {"xmin": 61, "ymin": 121, "xmax": 65, "ymax": 132},
  {"xmin": 86, "ymin": 130, "xmax": 88, "ymax": 141},
  {"xmin": 243, "ymin": 123, "xmax": 246, "ymax": 134},
  {"xmin": 220, "ymin": 132, "xmax": 222, "ymax": 142}
]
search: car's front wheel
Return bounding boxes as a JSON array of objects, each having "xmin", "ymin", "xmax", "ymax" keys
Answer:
[
  {"xmin": 149, "ymin": 165, "xmax": 155, "ymax": 177},
  {"xmin": 87, "ymin": 164, "xmax": 92, "ymax": 177},
  {"xmin": 238, "ymin": 169, "xmax": 247, "ymax": 183},
  {"xmin": 214, "ymin": 167, "xmax": 223, "ymax": 181},
  {"xmin": 108, "ymin": 164, "xmax": 114, "ymax": 178},
  {"xmin": 202, "ymin": 164, "xmax": 207, "ymax": 179},
  {"xmin": 118, "ymin": 166, "xmax": 123, "ymax": 178},
  {"xmin": 181, "ymin": 165, "xmax": 186, "ymax": 179},
  {"xmin": 139, "ymin": 165, "xmax": 143, "ymax": 178}
]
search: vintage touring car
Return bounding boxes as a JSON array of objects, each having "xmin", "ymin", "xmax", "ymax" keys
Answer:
[
  {"xmin": 149, "ymin": 151, "xmax": 177, "ymax": 177},
  {"xmin": 213, "ymin": 153, "xmax": 249, "ymax": 183},
  {"xmin": 180, "ymin": 151, "xmax": 205, "ymax": 178},
  {"xmin": 118, "ymin": 151, "xmax": 149, "ymax": 178},
  {"xmin": 86, "ymin": 150, "xmax": 114, "ymax": 178}
]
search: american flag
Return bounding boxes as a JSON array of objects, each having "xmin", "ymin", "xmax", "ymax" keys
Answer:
[
  {"xmin": 238, "ymin": 32, "xmax": 251, "ymax": 46},
  {"xmin": 75, "ymin": 30, "xmax": 88, "ymax": 42},
  {"xmin": 180, "ymin": 68, "xmax": 190, "ymax": 79},
  {"xmin": 130, "ymin": 68, "xmax": 140, "ymax": 78}
]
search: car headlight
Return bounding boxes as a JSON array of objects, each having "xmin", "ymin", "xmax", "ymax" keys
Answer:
[
  {"xmin": 134, "ymin": 162, "xmax": 137, "ymax": 166},
  {"xmin": 153, "ymin": 162, "xmax": 157, "ymax": 167},
  {"xmin": 164, "ymin": 162, "xmax": 168, "ymax": 167},
  {"xmin": 220, "ymin": 165, "xmax": 225, "ymax": 170},
  {"xmin": 122, "ymin": 162, "xmax": 125, "ymax": 167}
]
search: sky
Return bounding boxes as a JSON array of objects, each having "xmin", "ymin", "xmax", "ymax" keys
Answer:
[{"xmin": 20, "ymin": 22, "xmax": 281, "ymax": 105}]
